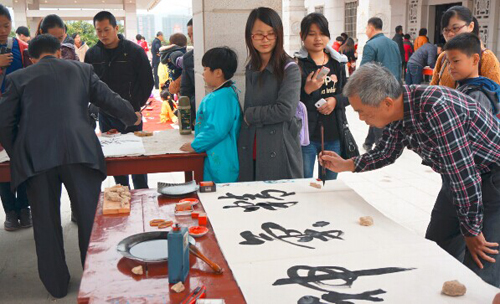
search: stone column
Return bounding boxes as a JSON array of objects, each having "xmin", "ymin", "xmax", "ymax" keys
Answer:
[
  {"xmin": 324, "ymin": 0, "xmax": 345, "ymax": 38},
  {"xmin": 13, "ymin": 0, "xmax": 28, "ymax": 28},
  {"xmin": 356, "ymin": 0, "xmax": 392, "ymax": 64},
  {"xmin": 283, "ymin": 0, "xmax": 306, "ymax": 55},
  {"xmin": 192, "ymin": 0, "xmax": 282, "ymax": 109},
  {"xmin": 390, "ymin": 0, "xmax": 407, "ymax": 38},
  {"xmin": 124, "ymin": 1, "xmax": 138, "ymax": 40},
  {"xmin": 28, "ymin": 0, "xmax": 41, "ymax": 37}
]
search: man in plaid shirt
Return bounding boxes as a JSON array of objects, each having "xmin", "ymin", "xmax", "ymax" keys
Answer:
[{"xmin": 321, "ymin": 63, "xmax": 500, "ymax": 287}]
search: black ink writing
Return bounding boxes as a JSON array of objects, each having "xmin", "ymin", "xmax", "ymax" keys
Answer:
[
  {"xmin": 240, "ymin": 222, "xmax": 343, "ymax": 249},
  {"xmin": 220, "ymin": 189, "xmax": 298, "ymax": 213},
  {"xmin": 273, "ymin": 265, "xmax": 415, "ymax": 304},
  {"xmin": 312, "ymin": 221, "xmax": 330, "ymax": 228},
  {"xmin": 298, "ymin": 290, "xmax": 386, "ymax": 304},
  {"xmin": 218, "ymin": 189, "xmax": 295, "ymax": 201},
  {"xmin": 223, "ymin": 201, "xmax": 298, "ymax": 212}
]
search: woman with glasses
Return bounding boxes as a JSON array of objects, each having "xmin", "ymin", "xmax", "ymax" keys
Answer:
[
  {"xmin": 430, "ymin": 6, "xmax": 500, "ymax": 87},
  {"xmin": 294, "ymin": 13, "xmax": 350, "ymax": 181},
  {"xmin": 237, "ymin": 7, "xmax": 303, "ymax": 182}
]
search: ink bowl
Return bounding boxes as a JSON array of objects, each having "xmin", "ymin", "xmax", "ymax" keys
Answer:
[{"xmin": 188, "ymin": 226, "xmax": 209, "ymax": 238}]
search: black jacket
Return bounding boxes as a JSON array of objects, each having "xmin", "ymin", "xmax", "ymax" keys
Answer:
[
  {"xmin": 160, "ymin": 45, "xmax": 186, "ymax": 81},
  {"xmin": 151, "ymin": 37, "xmax": 162, "ymax": 66},
  {"xmin": 392, "ymin": 33, "xmax": 405, "ymax": 63},
  {"xmin": 0, "ymin": 56, "xmax": 137, "ymax": 190},
  {"xmin": 85, "ymin": 35, "xmax": 154, "ymax": 111},
  {"xmin": 180, "ymin": 50, "xmax": 195, "ymax": 105},
  {"xmin": 297, "ymin": 51, "xmax": 349, "ymax": 142}
]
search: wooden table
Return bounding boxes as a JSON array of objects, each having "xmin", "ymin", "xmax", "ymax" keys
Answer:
[
  {"xmin": 0, "ymin": 152, "xmax": 206, "ymax": 183},
  {"xmin": 77, "ymin": 190, "xmax": 246, "ymax": 304}
]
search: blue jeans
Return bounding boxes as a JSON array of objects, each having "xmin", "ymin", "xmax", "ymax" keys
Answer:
[
  {"xmin": 405, "ymin": 63, "xmax": 423, "ymax": 85},
  {"xmin": 302, "ymin": 140, "xmax": 341, "ymax": 180}
]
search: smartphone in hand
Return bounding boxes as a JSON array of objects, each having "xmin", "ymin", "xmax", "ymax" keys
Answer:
[
  {"xmin": 315, "ymin": 98, "xmax": 327, "ymax": 108},
  {"xmin": 316, "ymin": 66, "xmax": 330, "ymax": 80}
]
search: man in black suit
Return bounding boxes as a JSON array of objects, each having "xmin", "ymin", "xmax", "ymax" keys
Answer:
[{"xmin": 0, "ymin": 34, "xmax": 141, "ymax": 298}]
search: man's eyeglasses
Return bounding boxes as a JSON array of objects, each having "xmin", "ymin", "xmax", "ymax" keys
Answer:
[
  {"xmin": 442, "ymin": 24, "xmax": 467, "ymax": 35},
  {"xmin": 251, "ymin": 33, "xmax": 276, "ymax": 41}
]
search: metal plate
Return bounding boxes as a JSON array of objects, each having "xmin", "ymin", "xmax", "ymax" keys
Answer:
[
  {"xmin": 117, "ymin": 231, "xmax": 195, "ymax": 263},
  {"xmin": 157, "ymin": 180, "xmax": 199, "ymax": 197}
]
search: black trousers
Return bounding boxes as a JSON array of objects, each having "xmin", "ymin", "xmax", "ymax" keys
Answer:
[
  {"xmin": 364, "ymin": 126, "xmax": 383, "ymax": 146},
  {"xmin": 0, "ymin": 181, "xmax": 28, "ymax": 213},
  {"xmin": 25, "ymin": 164, "xmax": 102, "ymax": 298},
  {"xmin": 153, "ymin": 63, "xmax": 159, "ymax": 90},
  {"xmin": 426, "ymin": 168, "xmax": 500, "ymax": 287}
]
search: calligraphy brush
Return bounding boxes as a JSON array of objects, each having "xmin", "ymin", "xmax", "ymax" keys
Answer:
[{"xmin": 320, "ymin": 121, "xmax": 326, "ymax": 186}]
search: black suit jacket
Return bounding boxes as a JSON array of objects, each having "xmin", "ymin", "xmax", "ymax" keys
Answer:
[
  {"xmin": 180, "ymin": 50, "xmax": 195, "ymax": 103},
  {"xmin": 0, "ymin": 56, "xmax": 137, "ymax": 190}
]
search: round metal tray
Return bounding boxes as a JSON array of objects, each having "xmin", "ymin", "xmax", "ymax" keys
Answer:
[{"xmin": 117, "ymin": 231, "xmax": 195, "ymax": 263}]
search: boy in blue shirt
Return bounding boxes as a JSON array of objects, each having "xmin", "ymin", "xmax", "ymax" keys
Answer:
[
  {"xmin": 444, "ymin": 33, "xmax": 500, "ymax": 121},
  {"xmin": 180, "ymin": 47, "xmax": 241, "ymax": 183}
]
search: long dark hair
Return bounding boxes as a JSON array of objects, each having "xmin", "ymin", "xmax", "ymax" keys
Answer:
[
  {"xmin": 245, "ymin": 7, "xmax": 290, "ymax": 81},
  {"xmin": 441, "ymin": 6, "xmax": 479, "ymax": 37},
  {"xmin": 36, "ymin": 14, "xmax": 65, "ymax": 36},
  {"xmin": 339, "ymin": 37, "xmax": 355, "ymax": 54}
]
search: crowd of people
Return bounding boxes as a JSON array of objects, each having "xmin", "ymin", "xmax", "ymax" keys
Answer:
[{"xmin": 0, "ymin": 3, "xmax": 498, "ymax": 299}]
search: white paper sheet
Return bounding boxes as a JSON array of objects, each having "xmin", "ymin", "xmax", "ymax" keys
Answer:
[
  {"xmin": 99, "ymin": 133, "xmax": 146, "ymax": 157},
  {"xmin": 142, "ymin": 129, "xmax": 194, "ymax": 155},
  {"xmin": 198, "ymin": 179, "xmax": 499, "ymax": 304},
  {"xmin": 0, "ymin": 149, "xmax": 9, "ymax": 163}
]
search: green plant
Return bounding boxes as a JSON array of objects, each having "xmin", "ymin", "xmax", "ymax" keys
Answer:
[{"xmin": 66, "ymin": 20, "xmax": 125, "ymax": 47}]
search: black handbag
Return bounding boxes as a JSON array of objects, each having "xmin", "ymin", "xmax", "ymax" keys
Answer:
[{"xmin": 335, "ymin": 105, "xmax": 360, "ymax": 159}]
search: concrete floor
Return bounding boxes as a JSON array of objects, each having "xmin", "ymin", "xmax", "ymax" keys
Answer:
[{"xmin": 0, "ymin": 107, "xmax": 443, "ymax": 303}]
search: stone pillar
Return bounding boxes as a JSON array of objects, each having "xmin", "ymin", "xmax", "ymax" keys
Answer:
[
  {"xmin": 390, "ymin": 0, "xmax": 407, "ymax": 38},
  {"xmin": 13, "ymin": 0, "xmax": 28, "ymax": 28},
  {"xmin": 325, "ymin": 0, "xmax": 345, "ymax": 38},
  {"xmin": 356, "ymin": 0, "xmax": 392, "ymax": 64},
  {"xmin": 283, "ymin": 0, "xmax": 306, "ymax": 55},
  {"xmin": 124, "ymin": 1, "xmax": 138, "ymax": 40},
  {"xmin": 192, "ymin": 0, "xmax": 282, "ymax": 109},
  {"xmin": 28, "ymin": 0, "xmax": 41, "ymax": 37}
]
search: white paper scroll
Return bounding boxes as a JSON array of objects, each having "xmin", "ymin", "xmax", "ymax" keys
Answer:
[
  {"xmin": 99, "ymin": 133, "xmax": 146, "ymax": 158},
  {"xmin": 198, "ymin": 180, "xmax": 499, "ymax": 304}
]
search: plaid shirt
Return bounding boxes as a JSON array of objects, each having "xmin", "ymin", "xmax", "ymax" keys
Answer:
[{"xmin": 353, "ymin": 85, "xmax": 500, "ymax": 237}]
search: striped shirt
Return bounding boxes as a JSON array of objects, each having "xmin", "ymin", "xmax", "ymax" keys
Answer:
[{"xmin": 353, "ymin": 85, "xmax": 500, "ymax": 237}]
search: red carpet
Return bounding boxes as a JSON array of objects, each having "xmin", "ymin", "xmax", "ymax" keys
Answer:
[{"xmin": 142, "ymin": 98, "xmax": 175, "ymax": 132}]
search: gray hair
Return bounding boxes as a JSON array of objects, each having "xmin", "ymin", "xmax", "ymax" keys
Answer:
[{"xmin": 343, "ymin": 62, "xmax": 403, "ymax": 106}]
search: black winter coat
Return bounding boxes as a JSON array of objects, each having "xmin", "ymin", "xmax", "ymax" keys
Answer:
[{"xmin": 85, "ymin": 35, "xmax": 154, "ymax": 111}]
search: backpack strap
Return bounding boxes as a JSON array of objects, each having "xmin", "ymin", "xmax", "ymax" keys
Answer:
[{"xmin": 284, "ymin": 61, "xmax": 297, "ymax": 70}]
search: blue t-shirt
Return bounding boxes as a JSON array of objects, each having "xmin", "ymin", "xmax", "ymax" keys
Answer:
[{"xmin": 1, "ymin": 38, "xmax": 23, "ymax": 93}]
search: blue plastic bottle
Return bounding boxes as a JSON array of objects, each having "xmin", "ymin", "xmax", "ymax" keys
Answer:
[{"xmin": 168, "ymin": 224, "xmax": 190, "ymax": 283}]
